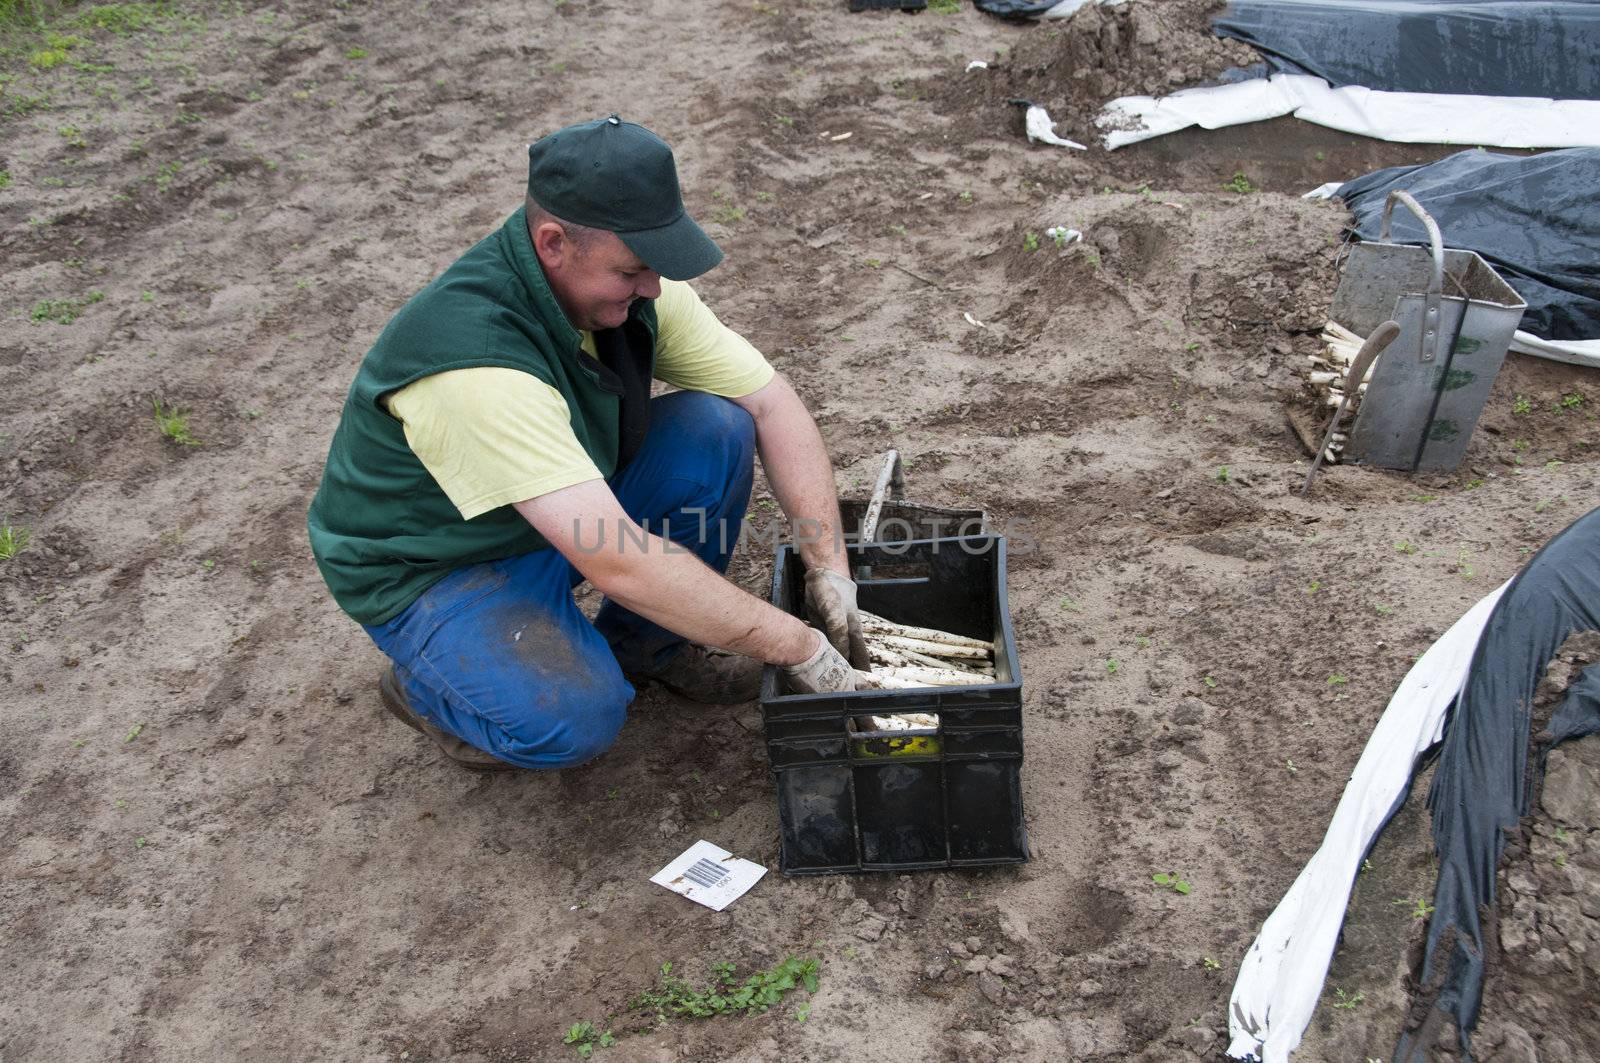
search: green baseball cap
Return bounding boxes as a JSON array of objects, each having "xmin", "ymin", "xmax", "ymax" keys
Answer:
[{"xmin": 527, "ymin": 115, "xmax": 723, "ymax": 281}]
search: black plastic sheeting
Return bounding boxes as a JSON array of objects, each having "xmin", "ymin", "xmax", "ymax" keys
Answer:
[
  {"xmin": 1214, "ymin": 1, "xmax": 1600, "ymax": 101},
  {"xmin": 1337, "ymin": 149, "xmax": 1600, "ymax": 342},
  {"xmin": 1393, "ymin": 505, "xmax": 1600, "ymax": 1061}
]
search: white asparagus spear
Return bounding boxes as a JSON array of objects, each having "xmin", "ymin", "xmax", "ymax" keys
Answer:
[
  {"xmin": 858, "ymin": 611, "xmax": 992, "ymax": 650},
  {"xmin": 870, "ymin": 633, "xmax": 992, "ymax": 660},
  {"xmin": 854, "ymin": 669, "xmax": 918, "ymax": 689},
  {"xmin": 888, "ymin": 642, "xmax": 982, "ymax": 672},
  {"xmin": 867, "ymin": 644, "xmax": 915, "ymax": 669},
  {"xmin": 884, "ymin": 664, "xmax": 991, "ymax": 687}
]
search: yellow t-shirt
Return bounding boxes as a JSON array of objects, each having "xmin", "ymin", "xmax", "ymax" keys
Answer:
[{"xmin": 385, "ymin": 279, "xmax": 774, "ymax": 520}]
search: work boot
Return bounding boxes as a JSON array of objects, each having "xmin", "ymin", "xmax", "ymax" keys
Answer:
[
  {"xmin": 628, "ymin": 643, "xmax": 763, "ymax": 703},
  {"xmin": 378, "ymin": 667, "xmax": 519, "ymax": 772}
]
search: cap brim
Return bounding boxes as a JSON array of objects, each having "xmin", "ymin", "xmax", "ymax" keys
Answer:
[{"xmin": 618, "ymin": 211, "xmax": 724, "ymax": 281}]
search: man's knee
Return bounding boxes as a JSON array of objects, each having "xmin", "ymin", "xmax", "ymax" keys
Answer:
[{"xmin": 497, "ymin": 669, "xmax": 633, "ymax": 768}]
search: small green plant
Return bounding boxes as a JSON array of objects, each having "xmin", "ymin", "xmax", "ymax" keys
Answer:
[
  {"xmin": 153, "ymin": 399, "xmax": 201, "ymax": 446},
  {"xmin": 0, "ymin": 170, "xmax": 10, "ymax": 190},
  {"xmin": 71, "ymin": 4, "xmax": 167, "ymax": 34},
  {"xmin": 31, "ymin": 291, "xmax": 105, "ymax": 324},
  {"xmin": 1557, "ymin": 391, "xmax": 1585, "ymax": 411},
  {"xmin": 1373, "ymin": 603, "xmax": 1394, "ymax": 616},
  {"xmin": 344, "ymin": 46, "xmax": 368, "ymax": 59},
  {"xmin": 1022, "ymin": 230, "xmax": 1039, "ymax": 252},
  {"xmin": 1202, "ymin": 957, "xmax": 1221, "ymax": 971},
  {"xmin": 1202, "ymin": 675, "xmax": 1217, "ymax": 689},
  {"xmin": 1395, "ymin": 897, "xmax": 1435, "ymax": 920},
  {"xmin": 1135, "ymin": 635, "xmax": 1150, "ymax": 649},
  {"xmin": 1306, "ymin": 580, "xmax": 1320, "ymax": 595},
  {"xmin": 124, "ymin": 722, "xmax": 144, "ymax": 743},
  {"xmin": 1512, "ymin": 393, "xmax": 1533, "ymax": 414},
  {"xmin": 1332, "ymin": 988, "xmax": 1365, "ymax": 1010},
  {"xmin": 1394, "ymin": 540, "xmax": 1418, "ymax": 555},
  {"xmin": 562, "ymin": 1021, "xmax": 615, "ymax": 1058},
  {"xmin": 889, "ymin": 222, "xmax": 907, "ymax": 237},
  {"xmin": 631, "ymin": 955, "xmax": 820, "ymax": 1022},
  {"xmin": 1327, "ymin": 674, "xmax": 1349, "ymax": 686},
  {"xmin": 1285, "ymin": 759, "xmax": 1298, "ymax": 775},
  {"xmin": 1465, "ymin": 478, "xmax": 1484, "ymax": 489},
  {"xmin": 1105, "ymin": 658, "xmax": 1120, "ymax": 675},
  {"xmin": 0, "ymin": 522, "xmax": 31, "ymax": 560},
  {"xmin": 928, "ymin": 0, "xmax": 960, "ymax": 11},
  {"xmin": 1152, "ymin": 872, "xmax": 1192, "ymax": 895},
  {"xmin": 1215, "ymin": 466, "xmax": 1230, "ymax": 483},
  {"xmin": 1222, "ymin": 171, "xmax": 1254, "ymax": 194}
]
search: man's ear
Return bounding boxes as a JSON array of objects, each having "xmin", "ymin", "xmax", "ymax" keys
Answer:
[{"xmin": 531, "ymin": 221, "xmax": 570, "ymax": 270}]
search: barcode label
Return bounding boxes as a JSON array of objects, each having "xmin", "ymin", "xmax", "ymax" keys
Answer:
[
  {"xmin": 651, "ymin": 840, "xmax": 767, "ymax": 912},
  {"xmin": 683, "ymin": 857, "xmax": 730, "ymax": 890}
]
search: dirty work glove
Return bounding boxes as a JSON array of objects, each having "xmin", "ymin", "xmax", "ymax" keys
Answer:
[
  {"xmin": 783, "ymin": 629, "xmax": 856, "ymax": 694},
  {"xmin": 804, "ymin": 568, "xmax": 871, "ymax": 670}
]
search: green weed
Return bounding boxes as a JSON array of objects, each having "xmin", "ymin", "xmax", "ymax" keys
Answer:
[
  {"xmin": 0, "ymin": 521, "xmax": 30, "ymax": 560},
  {"xmin": 630, "ymin": 955, "xmax": 820, "ymax": 1024},
  {"xmin": 1215, "ymin": 466, "xmax": 1229, "ymax": 483},
  {"xmin": 152, "ymin": 399, "xmax": 200, "ymax": 446},
  {"xmin": 1394, "ymin": 540, "xmax": 1417, "ymax": 555},
  {"xmin": 1022, "ymin": 230, "xmax": 1039, "ymax": 252},
  {"xmin": 1152, "ymin": 872, "xmax": 1191, "ymax": 895},
  {"xmin": 1557, "ymin": 391, "xmax": 1585, "ymax": 411},
  {"xmin": 710, "ymin": 203, "xmax": 745, "ymax": 225},
  {"xmin": 1512, "ymin": 393, "xmax": 1533, "ymax": 415},
  {"xmin": 1373, "ymin": 603, "xmax": 1394, "ymax": 616},
  {"xmin": 1105, "ymin": 658, "xmax": 1119, "ymax": 675},
  {"xmin": 344, "ymin": 45, "xmax": 367, "ymax": 59},
  {"xmin": 0, "ymin": 170, "xmax": 11, "ymax": 189},
  {"xmin": 71, "ymin": 3, "xmax": 166, "ymax": 33},
  {"xmin": 1331, "ymin": 987, "xmax": 1364, "ymax": 1010},
  {"xmin": 1222, "ymin": 171, "xmax": 1254, "ymax": 194},
  {"xmin": 1327, "ymin": 674, "xmax": 1349, "ymax": 686},
  {"xmin": 562, "ymin": 1021, "xmax": 615, "ymax": 1058},
  {"xmin": 928, "ymin": 0, "xmax": 960, "ymax": 11},
  {"xmin": 30, "ymin": 291, "xmax": 104, "ymax": 323}
]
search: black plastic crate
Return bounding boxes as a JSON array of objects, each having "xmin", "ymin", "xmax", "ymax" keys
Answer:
[{"xmin": 759, "ymin": 535, "xmax": 1028, "ymax": 875}]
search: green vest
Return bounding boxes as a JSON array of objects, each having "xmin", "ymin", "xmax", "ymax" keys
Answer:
[{"xmin": 306, "ymin": 207, "xmax": 658, "ymax": 625}]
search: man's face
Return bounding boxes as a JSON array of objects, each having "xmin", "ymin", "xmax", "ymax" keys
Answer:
[{"xmin": 539, "ymin": 226, "xmax": 663, "ymax": 332}]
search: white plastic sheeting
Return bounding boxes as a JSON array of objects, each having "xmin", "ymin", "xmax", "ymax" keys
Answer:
[
  {"xmin": 1226, "ymin": 581, "xmax": 1511, "ymax": 1063},
  {"xmin": 1509, "ymin": 331, "xmax": 1600, "ymax": 370},
  {"xmin": 1098, "ymin": 74, "xmax": 1600, "ymax": 151},
  {"xmin": 1039, "ymin": 0, "xmax": 1125, "ymax": 19}
]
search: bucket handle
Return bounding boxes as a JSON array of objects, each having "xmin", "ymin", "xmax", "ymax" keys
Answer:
[{"xmin": 1380, "ymin": 190, "xmax": 1446, "ymax": 363}]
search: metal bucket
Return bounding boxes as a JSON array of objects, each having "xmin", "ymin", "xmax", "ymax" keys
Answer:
[{"xmin": 1332, "ymin": 191, "xmax": 1527, "ymax": 473}]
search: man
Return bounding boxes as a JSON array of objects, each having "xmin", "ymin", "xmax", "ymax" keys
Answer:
[{"xmin": 307, "ymin": 115, "xmax": 863, "ymax": 772}]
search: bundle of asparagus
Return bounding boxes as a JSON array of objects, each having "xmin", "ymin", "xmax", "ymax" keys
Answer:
[
  {"xmin": 1305, "ymin": 321, "xmax": 1372, "ymax": 464},
  {"xmin": 844, "ymin": 611, "xmax": 997, "ymax": 733}
]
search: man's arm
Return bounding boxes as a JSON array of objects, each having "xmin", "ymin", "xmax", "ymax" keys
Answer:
[
  {"xmin": 730, "ymin": 373, "xmax": 850, "ymax": 577},
  {"xmin": 514, "ymin": 481, "xmax": 819, "ymax": 666}
]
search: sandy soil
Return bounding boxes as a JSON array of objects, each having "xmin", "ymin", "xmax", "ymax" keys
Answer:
[{"xmin": 2, "ymin": 1, "xmax": 1597, "ymax": 1061}]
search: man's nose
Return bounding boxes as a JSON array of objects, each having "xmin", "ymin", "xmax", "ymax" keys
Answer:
[{"xmin": 636, "ymin": 272, "xmax": 662, "ymax": 300}]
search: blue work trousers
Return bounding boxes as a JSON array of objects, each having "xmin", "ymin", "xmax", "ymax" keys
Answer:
[{"xmin": 363, "ymin": 391, "xmax": 756, "ymax": 769}]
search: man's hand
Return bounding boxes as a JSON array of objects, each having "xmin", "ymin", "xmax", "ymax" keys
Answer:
[
  {"xmin": 783, "ymin": 629, "xmax": 855, "ymax": 694},
  {"xmin": 804, "ymin": 568, "xmax": 870, "ymax": 670}
]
